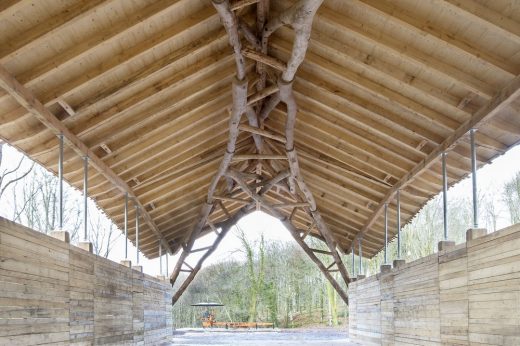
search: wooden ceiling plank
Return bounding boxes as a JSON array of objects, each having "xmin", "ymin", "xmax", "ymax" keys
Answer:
[
  {"xmin": 272, "ymin": 39, "xmax": 462, "ymax": 134},
  {"xmin": 356, "ymin": 0, "xmax": 516, "ymax": 76},
  {"xmin": 0, "ymin": 0, "xmax": 108, "ymax": 60},
  {"xmin": 52, "ymin": 10, "xmax": 222, "ymax": 107},
  {"xmin": 351, "ymin": 75, "xmax": 520, "ymax": 251},
  {"xmin": 441, "ymin": 0, "xmax": 520, "ymax": 46},
  {"xmin": 21, "ymin": 53, "xmax": 237, "ymax": 158},
  {"xmin": 14, "ymin": 0, "xmax": 184, "ymax": 86},
  {"xmin": 315, "ymin": 5, "xmax": 495, "ymax": 99},
  {"xmin": 0, "ymin": 64, "xmax": 173, "ymax": 254},
  {"xmin": 269, "ymin": 110, "xmax": 408, "ymax": 180},
  {"xmin": 294, "ymin": 77, "xmax": 444, "ymax": 146},
  {"xmin": 302, "ymin": 25, "xmax": 475, "ymax": 117},
  {"xmin": 0, "ymin": 0, "xmax": 24, "ymax": 17}
]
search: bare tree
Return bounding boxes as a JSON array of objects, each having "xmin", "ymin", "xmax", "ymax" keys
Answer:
[
  {"xmin": 503, "ymin": 172, "xmax": 520, "ymax": 224},
  {"xmin": 89, "ymin": 210, "xmax": 121, "ymax": 258},
  {"xmin": 0, "ymin": 142, "xmax": 34, "ymax": 201}
]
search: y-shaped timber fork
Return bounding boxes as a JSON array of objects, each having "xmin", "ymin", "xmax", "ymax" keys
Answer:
[{"xmin": 170, "ymin": 0, "xmax": 351, "ymax": 306}]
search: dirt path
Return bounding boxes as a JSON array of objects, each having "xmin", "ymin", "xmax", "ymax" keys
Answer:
[{"xmin": 170, "ymin": 327, "xmax": 356, "ymax": 345}]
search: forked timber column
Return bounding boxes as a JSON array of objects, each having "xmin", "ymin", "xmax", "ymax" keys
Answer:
[{"xmin": 170, "ymin": 0, "xmax": 353, "ymax": 305}]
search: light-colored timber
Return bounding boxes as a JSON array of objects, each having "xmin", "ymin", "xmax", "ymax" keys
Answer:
[
  {"xmin": 0, "ymin": 0, "xmax": 518, "ymax": 266},
  {"xmin": 0, "ymin": 217, "xmax": 172, "ymax": 345},
  {"xmin": 349, "ymin": 223, "xmax": 520, "ymax": 345}
]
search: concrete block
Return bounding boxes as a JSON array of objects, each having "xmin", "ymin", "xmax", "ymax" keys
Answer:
[
  {"xmin": 156, "ymin": 275, "xmax": 166, "ymax": 281},
  {"xmin": 438, "ymin": 240, "xmax": 455, "ymax": 252},
  {"xmin": 133, "ymin": 265, "xmax": 143, "ymax": 273},
  {"xmin": 380, "ymin": 264, "xmax": 392, "ymax": 273},
  {"xmin": 50, "ymin": 230, "xmax": 70, "ymax": 243},
  {"xmin": 356, "ymin": 274, "xmax": 366, "ymax": 280},
  {"xmin": 350, "ymin": 277, "xmax": 357, "ymax": 282},
  {"xmin": 78, "ymin": 241, "xmax": 93, "ymax": 253},
  {"xmin": 120, "ymin": 260, "xmax": 132, "ymax": 268},
  {"xmin": 393, "ymin": 259, "xmax": 406, "ymax": 268},
  {"xmin": 466, "ymin": 228, "xmax": 487, "ymax": 241}
]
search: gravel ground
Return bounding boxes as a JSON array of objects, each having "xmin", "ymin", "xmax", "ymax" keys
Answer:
[{"xmin": 170, "ymin": 328, "xmax": 356, "ymax": 345}]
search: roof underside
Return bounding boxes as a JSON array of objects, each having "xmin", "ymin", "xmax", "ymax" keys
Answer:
[{"xmin": 0, "ymin": 0, "xmax": 519, "ymax": 259}]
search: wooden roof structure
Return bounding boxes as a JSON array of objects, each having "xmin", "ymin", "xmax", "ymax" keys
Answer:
[{"xmin": 0, "ymin": 0, "xmax": 519, "ymax": 264}]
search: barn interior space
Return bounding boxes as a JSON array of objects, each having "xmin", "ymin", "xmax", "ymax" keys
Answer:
[{"xmin": 0, "ymin": 0, "xmax": 519, "ymax": 344}]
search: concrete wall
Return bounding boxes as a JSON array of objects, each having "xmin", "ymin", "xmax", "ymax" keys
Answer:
[
  {"xmin": 0, "ymin": 217, "xmax": 172, "ymax": 345},
  {"xmin": 349, "ymin": 224, "xmax": 520, "ymax": 345}
]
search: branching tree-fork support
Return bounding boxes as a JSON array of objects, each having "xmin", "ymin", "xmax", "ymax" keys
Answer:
[{"xmin": 170, "ymin": 0, "xmax": 351, "ymax": 305}]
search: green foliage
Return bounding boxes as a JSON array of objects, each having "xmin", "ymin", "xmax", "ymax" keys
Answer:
[
  {"xmin": 172, "ymin": 232, "xmax": 348, "ymax": 328},
  {"xmin": 503, "ymin": 171, "xmax": 520, "ymax": 224}
]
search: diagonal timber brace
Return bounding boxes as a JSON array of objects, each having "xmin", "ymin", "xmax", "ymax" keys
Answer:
[
  {"xmin": 171, "ymin": 208, "xmax": 247, "ymax": 305},
  {"xmin": 170, "ymin": 0, "xmax": 353, "ymax": 305}
]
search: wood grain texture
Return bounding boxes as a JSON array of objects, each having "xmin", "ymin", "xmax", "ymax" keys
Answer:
[
  {"xmin": 349, "ymin": 223, "xmax": 520, "ymax": 345},
  {"xmin": 0, "ymin": 0, "xmax": 519, "ymax": 261},
  {"xmin": 0, "ymin": 217, "xmax": 172, "ymax": 345}
]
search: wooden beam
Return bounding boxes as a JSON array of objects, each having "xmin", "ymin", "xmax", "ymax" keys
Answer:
[
  {"xmin": 232, "ymin": 154, "xmax": 287, "ymax": 161},
  {"xmin": 288, "ymin": 224, "xmax": 349, "ymax": 303},
  {"xmin": 247, "ymin": 85, "xmax": 279, "ymax": 106},
  {"xmin": 301, "ymin": 220, "xmax": 315, "ymax": 241},
  {"xmin": 242, "ymin": 48, "xmax": 286, "ymax": 71},
  {"xmin": 239, "ymin": 123, "xmax": 286, "ymax": 143},
  {"xmin": 213, "ymin": 195, "xmax": 250, "ymax": 204},
  {"xmin": 172, "ymin": 209, "xmax": 245, "ymax": 305},
  {"xmin": 352, "ymin": 75, "xmax": 520, "ymax": 251},
  {"xmin": 272, "ymin": 202, "xmax": 310, "ymax": 209},
  {"xmin": 310, "ymin": 248, "xmax": 332, "ymax": 255},
  {"xmin": 231, "ymin": 0, "xmax": 260, "ymax": 11},
  {"xmin": 190, "ymin": 245, "xmax": 213, "ymax": 253},
  {"xmin": 0, "ymin": 64, "xmax": 173, "ymax": 255}
]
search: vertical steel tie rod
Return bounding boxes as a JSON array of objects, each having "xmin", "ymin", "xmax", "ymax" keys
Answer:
[
  {"xmin": 136, "ymin": 205, "xmax": 140, "ymax": 265},
  {"xmin": 124, "ymin": 193, "xmax": 128, "ymax": 259},
  {"xmin": 58, "ymin": 133, "xmax": 64, "ymax": 230},
  {"xmin": 159, "ymin": 243, "xmax": 163, "ymax": 276},
  {"xmin": 352, "ymin": 249, "xmax": 355, "ymax": 278},
  {"xmin": 470, "ymin": 129, "xmax": 479, "ymax": 228},
  {"xmin": 442, "ymin": 152, "xmax": 448, "ymax": 240},
  {"xmin": 83, "ymin": 156, "xmax": 89, "ymax": 242},
  {"xmin": 384, "ymin": 203, "xmax": 388, "ymax": 264},
  {"xmin": 358, "ymin": 238, "xmax": 363, "ymax": 276},
  {"xmin": 397, "ymin": 190, "xmax": 401, "ymax": 259}
]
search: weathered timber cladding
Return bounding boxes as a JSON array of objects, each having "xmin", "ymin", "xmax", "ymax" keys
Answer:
[
  {"xmin": 348, "ymin": 223, "xmax": 520, "ymax": 345},
  {"xmin": 0, "ymin": 217, "xmax": 172, "ymax": 345}
]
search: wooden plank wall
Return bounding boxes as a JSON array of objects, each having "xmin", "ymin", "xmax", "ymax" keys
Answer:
[
  {"xmin": 349, "ymin": 223, "xmax": 520, "ymax": 345},
  {"xmin": 467, "ymin": 225, "xmax": 520, "ymax": 345},
  {"xmin": 348, "ymin": 281, "xmax": 357, "ymax": 341},
  {"xmin": 355, "ymin": 275, "xmax": 381, "ymax": 345},
  {"xmin": 0, "ymin": 217, "xmax": 172, "ymax": 345}
]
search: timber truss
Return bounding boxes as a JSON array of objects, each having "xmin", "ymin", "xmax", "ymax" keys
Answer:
[{"xmin": 170, "ymin": 0, "xmax": 351, "ymax": 305}]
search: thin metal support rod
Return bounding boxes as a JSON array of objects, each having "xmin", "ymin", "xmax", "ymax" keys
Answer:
[
  {"xmin": 166, "ymin": 253, "xmax": 169, "ymax": 277},
  {"xmin": 58, "ymin": 133, "xmax": 64, "ymax": 229},
  {"xmin": 358, "ymin": 239, "xmax": 363, "ymax": 275},
  {"xmin": 397, "ymin": 190, "xmax": 401, "ymax": 259},
  {"xmin": 136, "ymin": 205, "xmax": 140, "ymax": 265},
  {"xmin": 384, "ymin": 203, "xmax": 388, "ymax": 264},
  {"xmin": 159, "ymin": 243, "xmax": 163, "ymax": 276},
  {"xmin": 124, "ymin": 193, "xmax": 128, "ymax": 259},
  {"xmin": 83, "ymin": 156, "xmax": 89, "ymax": 241},
  {"xmin": 352, "ymin": 250, "xmax": 355, "ymax": 277},
  {"xmin": 470, "ymin": 129, "xmax": 478, "ymax": 228},
  {"xmin": 442, "ymin": 152, "xmax": 448, "ymax": 240}
]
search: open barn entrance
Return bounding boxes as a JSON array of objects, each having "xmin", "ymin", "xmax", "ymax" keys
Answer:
[{"xmin": 170, "ymin": 210, "xmax": 350, "ymax": 329}]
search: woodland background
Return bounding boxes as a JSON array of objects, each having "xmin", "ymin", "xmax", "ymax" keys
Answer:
[{"xmin": 1, "ymin": 141, "xmax": 519, "ymax": 328}]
